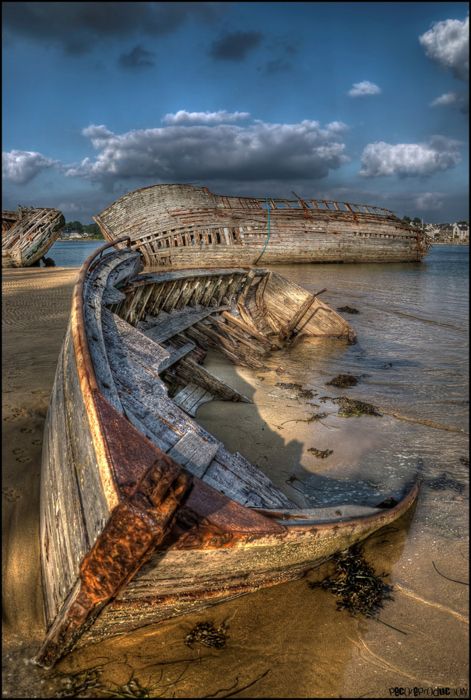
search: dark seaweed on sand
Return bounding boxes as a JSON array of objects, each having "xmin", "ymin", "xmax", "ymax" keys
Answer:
[
  {"xmin": 326, "ymin": 374, "xmax": 358, "ymax": 388},
  {"xmin": 425, "ymin": 472, "xmax": 465, "ymax": 494},
  {"xmin": 308, "ymin": 447, "xmax": 333, "ymax": 459},
  {"xmin": 335, "ymin": 397, "xmax": 382, "ymax": 417},
  {"xmin": 309, "ymin": 544, "xmax": 394, "ymax": 618},
  {"xmin": 337, "ymin": 305, "xmax": 360, "ymax": 314},
  {"xmin": 185, "ymin": 621, "xmax": 228, "ymax": 649},
  {"xmin": 275, "ymin": 382, "xmax": 317, "ymax": 400}
]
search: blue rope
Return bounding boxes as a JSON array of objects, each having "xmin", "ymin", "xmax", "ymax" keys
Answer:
[{"xmin": 254, "ymin": 199, "xmax": 271, "ymax": 264}]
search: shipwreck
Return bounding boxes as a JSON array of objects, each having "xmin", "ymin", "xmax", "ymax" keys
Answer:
[
  {"xmin": 2, "ymin": 207, "xmax": 64, "ymax": 268},
  {"xmin": 36, "ymin": 240, "xmax": 419, "ymax": 667},
  {"xmin": 94, "ymin": 184, "xmax": 430, "ymax": 268}
]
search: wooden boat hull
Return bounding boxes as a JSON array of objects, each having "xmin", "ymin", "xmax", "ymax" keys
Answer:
[
  {"xmin": 94, "ymin": 184, "xmax": 430, "ymax": 268},
  {"xmin": 36, "ymin": 243, "xmax": 419, "ymax": 667},
  {"xmin": 2, "ymin": 207, "xmax": 64, "ymax": 268}
]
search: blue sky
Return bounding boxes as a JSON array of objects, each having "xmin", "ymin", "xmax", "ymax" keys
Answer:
[{"xmin": 2, "ymin": 2, "xmax": 469, "ymax": 222}]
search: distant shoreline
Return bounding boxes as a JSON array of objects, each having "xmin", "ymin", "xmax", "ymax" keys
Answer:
[
  {"xmin": 57, "ymin": 237, "xmax": 104, "ymax": 242},
  {"xmin": 431, "ymin": 241, "xmax": 469, "ymax": 246}
]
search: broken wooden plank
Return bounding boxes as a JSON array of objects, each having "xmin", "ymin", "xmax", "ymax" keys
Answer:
[
  {"xmin": 158, "ymin": 341, "xmax": 196, "ymax": 372},
  {"xmin": 168, "ymin": 431, "xmax": 220, "ymax": 478},
  {"xmin": 173, "ymin": 384, "xmax": 213, "ymax": 416},
  {"xmin": 168, "ymin": 357, "xmax": 252, "ymax": 404},
  {"xmin": 102, "ymin": 309, "xmax": 170, "ymax": 375},
  {"xmin": 143, "ymin": 306, "xmax": 229, "ymax": 344}
]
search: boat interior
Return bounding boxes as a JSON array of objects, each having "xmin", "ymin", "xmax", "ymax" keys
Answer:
[{"xmin": 85, "ymin": 248, "xmax": 357, "ymax": 512}]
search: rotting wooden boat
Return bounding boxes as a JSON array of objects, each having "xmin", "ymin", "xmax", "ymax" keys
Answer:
[
  {"xmin": 1, "ymin": 209, "xmax": 18, "ymax": 234},
  {"xmin": 94, "ymin": 183, "xmax": 430, "ymax": 268},
  {"xmin": 2, "ymin": 207, "xmax": 64, "ymax": 268},
  {"xmin": 36, "ymin": 240, "xmax": 419, "ymax": 668}
]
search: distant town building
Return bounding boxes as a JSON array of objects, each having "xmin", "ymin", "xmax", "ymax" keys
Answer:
[{"xmin": 424, "ymin": 221, "xmax": 469, "ymax": 244}]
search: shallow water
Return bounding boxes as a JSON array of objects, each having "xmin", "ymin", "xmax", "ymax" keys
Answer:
[
  {"xmin": 47, "ymin": 239, "xmax": 103, "ymax": 267},
  {"xmin": 3, "ymin": 246, "xmax": 468, "ymax": 698}
]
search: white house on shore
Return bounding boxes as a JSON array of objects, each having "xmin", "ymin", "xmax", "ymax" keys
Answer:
[{"xmin": 424, "ymin": 222, "xmax": 469, "ymax": 244}]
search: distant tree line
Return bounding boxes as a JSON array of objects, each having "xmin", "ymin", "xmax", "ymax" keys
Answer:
[
  {"xmin": 402, "ymin": 216, "xmax": 423, "ymax": 225},
  {"xmin": 63, "ymin": 221, "xmax": 104, "ymax": 238}
]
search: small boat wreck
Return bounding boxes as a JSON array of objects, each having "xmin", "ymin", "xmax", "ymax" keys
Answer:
[
  {"xmin": 94, "ymin": 183, "xmax": 430, "ymax": 268},
  {"xmin": 36, "ymin": 241, "xmax": 419, "ymax": 667},
  {"xmin": 2, "ymin": 207, "xmax": 64, "ymax": 268}
]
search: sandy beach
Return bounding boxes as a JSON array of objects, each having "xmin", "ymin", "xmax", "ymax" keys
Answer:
[{"xmin": 2, "ymin": 266, "xmax": 468, "ymax": 698}]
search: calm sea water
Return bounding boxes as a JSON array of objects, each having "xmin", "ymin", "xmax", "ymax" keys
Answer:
[
  {"xmin": 47, "ymin": 239, "xmax": 103, "ymax": 267},
  {"xmin": 261, "ymin": 245, "xmax": 469, "ymax": 535}
]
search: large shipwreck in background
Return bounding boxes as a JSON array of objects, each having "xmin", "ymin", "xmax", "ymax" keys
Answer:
[
  {"xmin": 2, "ymin": 207, "xmax": 64, "ymax": 268},
  {"xmin": 94, "ymin": 184, "xmax": 430, "ymax": 269}
]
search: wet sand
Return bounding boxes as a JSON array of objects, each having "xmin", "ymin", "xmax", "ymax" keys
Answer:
[{"xmin": 2, "ymin": 267, "xmax": 469, "ymax": 698}]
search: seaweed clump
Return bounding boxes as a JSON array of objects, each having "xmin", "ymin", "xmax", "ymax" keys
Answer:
[
  {"xmin": 306, "ymin": 412, "xmax": 328, "ymax": 422},
  {"xmin": 55, "ymin": 669, "xmax": 102, "ymax": 698},
  {"xmin": 308, "ymin": 447, "xmax": 333, "ymax": 459},
  {"xmin": 308, "ymin": 544, "xmax": 393, "ymax": 618},
  {"xmin": 336, "ymin": 397, "xmax": 382, "ymax": 417},
  {"xmin": 185, "ymin": 621, "xmax": 228, "ymax": 649},
  {"xmin": 326, "ymin": 374, "xmax": 358, "ymax": 388},
  {"xmin": 337, "ymin": 306, "xmax": 359, "ymax": 314},
  {"xmin": 425, "ymin": 472, "xmax": 465, "ymax": 494},
  {"xmin": 276, "ymin": 382, "xmax": 317, "ymax": 400}
]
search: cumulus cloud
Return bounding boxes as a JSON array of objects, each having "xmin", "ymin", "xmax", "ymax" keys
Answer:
[
  {"xmin": 2, "ymin": 150, "xmax": 58, "ymax": 184},
  {"xmin": 118, "ymin": 45, "xmax": 155, "ymax": 70},
  {"xmin": 209, "ymin": 31, "xmax": 263, "ymax": 61},
  {"xmin": 430, "ymin": 91, "xmax": 468, "ymax": 113},
  {"xmin": 431, "ymin": 91, "xmax": 459, "ymax": 106},
  {"xmin": 65, "ymin": 118, "xmax": 349, "ymax": 186},
  {"xmin": 414, "ymin": 192, "xmax": 444, "ymax": 211},
  {"xmin": 348, "ymin": 81, "xmax": 381, "ymax": 97},
  {"xmin": 360, "ymin": 137, "xmax": 461, "ymax": 177},
  {"xmin": 419, "ymin": 14, "xmax": 469, "ymax": 80},
  {"xmin": 162, "ymin": 110, "xmax": 251, "ymax": 124},
  {"xmin": 3, "ymin": 2, "xmax": 224, "ymax": 54}
]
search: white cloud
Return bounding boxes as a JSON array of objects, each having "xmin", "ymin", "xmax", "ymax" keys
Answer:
[
  {"xmin": 162, "ymin": 110, "xmax": 251, "ymax": 124},
  {"xmin": 66, "ymin": 118, "xmax": 350, "ymax": 185},
  {"xmin": 430, "ymin": 92, "xmax": 459, "ymax": 106},
  {"xmin": 414, "ymin": 192, "xmax": 444, "ymax": 211},
  {"xmin": 81, "ymin": 125, "xmax": 115, "ymax": 148},
  {"xmin": 2, "ymin": 149, "xmax": 58, "ymax": 184},
  {"xmin": 348, "ymin": 81, "xmax": 381, "ymax": 97},
  {"xmin": 360, "ymin": 137, "xmax": 461, "ymax": 177},
  {"xmin": 430, "ymin": 91, "xmax": 468, "ymax": 112},
  {"xmin": 57, "ymin": 201, "xmax": 80, "ymax": 213},
  {"xmin": 419, "ymin": 15, "xmax": 469, "ymax": 80}
]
